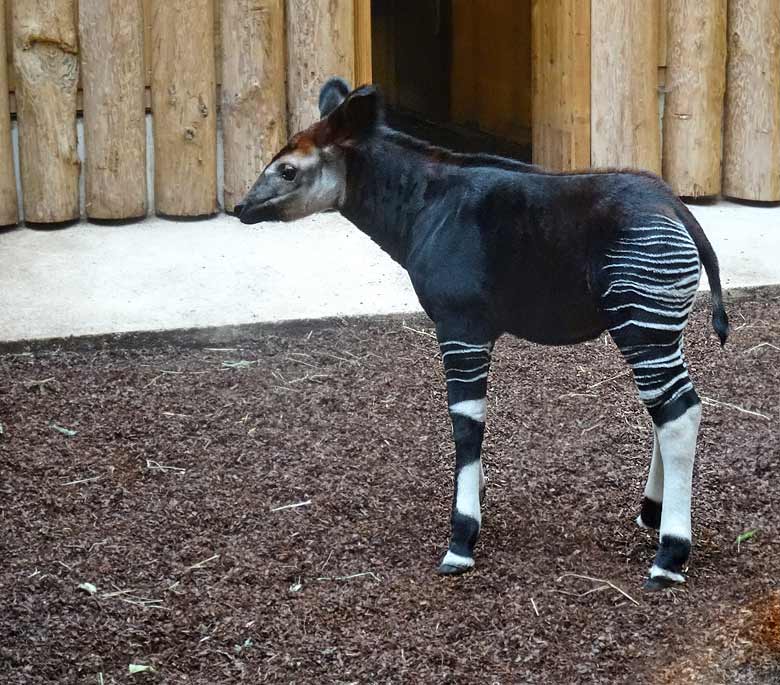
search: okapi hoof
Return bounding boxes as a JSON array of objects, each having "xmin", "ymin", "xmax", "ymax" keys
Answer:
[
  {"xmin": 437, "ymin": 562, "xmax": 472, "ymax": 576},
  {"xmin": 643, "ymin": 575, "xmax": 683, "ymax": 592},
  {"xmin": 437, "ymin": 551, "xmax": 475, "ymax": 576}
]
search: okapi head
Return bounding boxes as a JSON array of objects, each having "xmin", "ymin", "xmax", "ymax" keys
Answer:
[{"xmin": 235, "ymin": 78, "xmax": 381, "ymax": 224}]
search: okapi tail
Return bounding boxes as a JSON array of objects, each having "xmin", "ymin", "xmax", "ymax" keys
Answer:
[{"xmin": 675, "ymin": 203, "xmax": 729, "ymax": 346}]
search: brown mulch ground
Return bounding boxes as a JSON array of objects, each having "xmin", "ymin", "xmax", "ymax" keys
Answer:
[{"xmin": 1, "ymin": 292, "xmax": 779, "ymax": 685}]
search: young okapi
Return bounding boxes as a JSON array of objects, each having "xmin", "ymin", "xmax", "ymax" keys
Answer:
[{"xmin": 235, "ymin": 79, "xmax": 729, "ymax": 590}]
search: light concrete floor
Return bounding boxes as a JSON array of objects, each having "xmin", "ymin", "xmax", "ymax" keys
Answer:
[{"xmin": 1, "ymin": 201, "xmax": 778, "ymax": 343}]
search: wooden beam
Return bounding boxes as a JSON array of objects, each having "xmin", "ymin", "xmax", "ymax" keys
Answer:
[
  {"xmin": 4, "ymin": 0, "xmax": 14, "ymax": 92},
  {"xmin": 80, "ymin": 0, "xmax": 148, "ymax": 220},
  {"xmin": 591, "ymin": 0, "xmax": 660, "ymax": 173},
  {"xmin": 723, "ymin": 0, "xmax": 780, "ymax": 201},
  {"xmin": 354, "ymin": 0, "xmax": 372, "ymax": 85},
  {"xmin": 221, "ymin": 0, "xmax": 287, "ymax": 213},
  {"xmin": 286, "ymin": 0, "xmax": 355, "ymax": 134},
  {"xmin": 13, "ymin": 0, "xmax": 80, "ymax": 224},
  {"xmin": 662, "ymin": 0, "xmax": 727, "ymax": 198},
  {"xmin": 0, "ymin": 0, "xmax": 17, "ymax": 226},
  {"xmin": 151, "ymin": 0, "xmax": 218, "ymax": 218},
  {"xmin": 657, "ymin": 0, "xmax": 668, "ymax": 66},
  {"xmin": 531, "ymin": 0, "xmax": 591, "ymax": 170}
]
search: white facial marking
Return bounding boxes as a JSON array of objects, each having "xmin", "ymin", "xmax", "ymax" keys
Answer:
[
  {"xmin": 456, "ymin": 461, "xmax": 482, "ymax": 525},
  {"xmin": 441, "ymin": 550, "xmax": 475, "ymax": 568},
  {"xmin": 449, "ymin": 399, "xmax": 486, "ymax": 423},
  {"xmin": 657, "ymin": 403, "xmax": 702, "ymax": 542},
  {"xmin": 307, "ymin": 153, "xmax": 346, "ymax": 212},
  {"xmin": 269, "ymin": 147, "xmax": 347, "ymax": 219}
]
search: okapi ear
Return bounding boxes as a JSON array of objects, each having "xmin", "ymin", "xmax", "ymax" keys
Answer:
[
  {"xmin": 338, "ymin": 85, "xmax": 383, "ymax": 141},
  {"xmin": 319, "ymin": 77, "xmax": 351, "ymax": 117}
]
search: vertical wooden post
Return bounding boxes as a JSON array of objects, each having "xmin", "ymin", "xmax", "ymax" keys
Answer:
[
  {"xmin": 286, "ymin": 0, "xmax": 355, "ymax": 134},
  {"xmin": 80, "ymin": 0, "xmax": 147, "ymax": 220},
  {"xmin": 531, "ymin": 0, "xmax": 591, "ymax": 170},
  {"xmin": 0, "ymin": 0, "xmax": 17, "ymax": 226},
  {"xmin": 723, "ymin": 0, "xmax": 780, "ymax": 201},
  {"xmin": 221, "ymin": 0, "xmax": 287, "ymax": 214},
  {"xmin": 354, "ymin": 0, "xmax": 372, "ymax": 85},
  {"xmin": 12, "ymin": 0, "xmax": 80, "ymax": 224},
  {"xmin": 662, "ymin": 1, "xmax": 727, "ymax": 198},
  {"xmin": 151, "ymin": 0, "xmax": 217, "ymax": 218},
  {"xmin": 591, "ymin": 0, "xmax": 660, "ymax": 173}
]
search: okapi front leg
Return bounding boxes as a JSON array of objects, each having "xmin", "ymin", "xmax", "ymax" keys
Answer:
[{"xmin": 436, "ymin": 337, "xmax": 492, "ymax": 575}]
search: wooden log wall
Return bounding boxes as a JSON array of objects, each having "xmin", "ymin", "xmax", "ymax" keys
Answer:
[
  {"xmin": 723, "ymin": 0, "xmax": 780, "ymax": 201},
  {"xmin": 80, "ymin": 0, "xmax": 147, "ymax": 220},
  {"xmin": 220, "ymin": 0, "xmax": 287, "ymax": 214},
  {"xmin": 150, "ymin": 0, "xmax": 218, "ymax": 218},
  {"xmin": 531, "ymin": 0, "xmax": 591, "ymax": 170},
  {"xmin": 286, "ymin": 0, "xmax": 355, "ymax": 135},
  {"xmin": 591, "ymin": 0, "xmax": 660, "ymax": 174},
  {"xmin": 0, "ymin": 0, "xmax": 16, "ymax": 226},
  {"xmin": 12, "ymin": 0, "xmax": 80, "ymax": 224},
  {"xmin": 354, "ymin": 0, "xmax": 372, "ymax": 86},
  {"xmin": 4, "ymin": 0, "xmax": 780, "ymax": 223},
  {"xmin": 662, "ymin": 0, "xmax": 727, "ymax": 198}
]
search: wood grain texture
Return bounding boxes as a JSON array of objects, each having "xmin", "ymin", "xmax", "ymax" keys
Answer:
[
  {"xmin": 4, "ymin": 1, "xmax": 14, "ymax": 91},
  {"xmin": 662, "ymin": 0, "xmax": 726, "ymax": 197},
  {"xmin": 286, "ymin": 0, "xmax": 354, "ymax": 134},
  {"xmin": 13, "ymin": 0, "xmax": 80, "ymax": 224},
  {"xmin": 143, "ymin": 0, "xmax": 222, "ymax": 89},
  {"xmin": 0, "ymin": 0, "xmax": 17, "ymax": 226},
  {"xmin": 80, "ymin": 0, "xmax": 147, "ymax": 220},
  {"xmin": 354, "ymin": 0, "xmax": 372, "ymax": 86},
  {"xmin": 531, "ymin": 0, "xmax": 591, "ymax": 170},
  {"xmin": 150, "ymin": 0, "xmax": 217, "ymax": 217},
  {"xmin": 723, "ymin": 0, "xmax": 780, "ymax": 201},
  {"xmin": 220, "ymin": 0, "xmax": 286, "ymax": 213},
  {"xmin": 658, "ymin": 0, "xmax": 668, "ymax": 66},
  {"xmin": 451, "ymin": 0, "xmax": 532, "ymax": 145},
  {"xmin": 591, "ymin": 0, "xmax": 660, "ymax": 173}
]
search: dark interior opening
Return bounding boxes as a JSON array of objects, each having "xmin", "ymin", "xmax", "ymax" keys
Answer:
[{"xmin": 370, "ymin": 0, "xmax": 533, "ymax": 161}]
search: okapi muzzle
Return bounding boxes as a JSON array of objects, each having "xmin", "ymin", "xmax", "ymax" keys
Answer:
[{"xmin": 234, "ymin": 76, "xmax": 729, "ymax": 590}]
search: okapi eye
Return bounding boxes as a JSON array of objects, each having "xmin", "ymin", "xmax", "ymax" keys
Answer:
[{"xmin": 279, "ymin": 164, "xmax": 298, "ymax": 181}]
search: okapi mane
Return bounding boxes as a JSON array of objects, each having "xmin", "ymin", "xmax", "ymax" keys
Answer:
[{"xmin": 379, "ymin": 126, "xmax": 669, "ymax": 186}]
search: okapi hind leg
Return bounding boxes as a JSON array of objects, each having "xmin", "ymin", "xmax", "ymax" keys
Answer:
[
  {"xmin": 600, "ymin": 213, "xmax": 703, "ymax": 588},
  {"xmin": 435, "ymin": 328, "xmax": 493, "ymax": 576},
  {"xmin": 636, "ymin": 428, "xmax": 663, "ymax": 530},
  {"xmin": 645, "ymin": 398, "xmax": 702, "ymax": 590}
]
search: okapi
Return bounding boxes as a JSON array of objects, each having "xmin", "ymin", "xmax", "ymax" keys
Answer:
[{"xmin": 234, "ymin": 79, "xmax": 729, "ymax": 590}]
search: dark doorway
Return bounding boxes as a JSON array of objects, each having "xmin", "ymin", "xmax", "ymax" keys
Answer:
[{"xmin": 371, "ymin": 0, "xmax": 533, "ymax": 161}]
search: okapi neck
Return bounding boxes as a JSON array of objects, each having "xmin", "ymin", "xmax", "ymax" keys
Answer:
[{"xmin": 339, "ymin": 141, "xmax": 429, "ymax": 267}]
